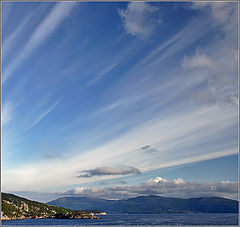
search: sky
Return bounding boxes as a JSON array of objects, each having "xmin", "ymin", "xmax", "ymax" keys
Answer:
[{"xmin": 1, "ymin": 1, "xmax": 239, "ymax": 202}]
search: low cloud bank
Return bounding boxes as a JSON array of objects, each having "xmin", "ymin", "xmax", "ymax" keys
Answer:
[{"xmin": 62, "ymin": 177, "xmax": 238, "ymax": 200}]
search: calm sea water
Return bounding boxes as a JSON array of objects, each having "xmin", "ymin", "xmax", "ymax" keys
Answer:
[{"xmin": 2, "ymin": 213, "xmax": 238, "ymax": 226}]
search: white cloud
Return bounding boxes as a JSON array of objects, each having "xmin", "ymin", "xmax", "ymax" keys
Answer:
[
  {"xmin": 190, "ymin": 2, "xmax": 237, "ymax": 33},
  {"xmin": 190, "ymin": 2, "xmax": 233, "ymax": 22},
  {"xmin": 119, "ymin": 2, "xmax": 161, "ymax": 37},
  {"xmin": 147, "ymin": 177, "xmax": 186, "ymax": 185},
  {"xmin": 180, "ymin": 3, "xmax": 238, "ymax": 108},
  {"xmin": 182, "ymin": 47, "xmax": 237, "ymax": 107},
  {"xmin": 61, "ymin": 177, "xmax": 238, "ymax": 200},
  {"xmin": 182, "ymin": 52, "xmax": 216, "ymax": 69},
  {"xmin": 146, "ymin": 176, "xmax": 169, "ymax": 184},
  {"xmin": 3, "ymin": 2, "xmax": 76, "ymax": 83},
  {"xmin": 9, "ymin": 177, "xmax": 238, "ymax": 202}
]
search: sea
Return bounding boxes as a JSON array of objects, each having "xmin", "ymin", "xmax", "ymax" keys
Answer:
[{"xmin": 1, "ymin": 213, "xmax": 238, "ymax": 226}]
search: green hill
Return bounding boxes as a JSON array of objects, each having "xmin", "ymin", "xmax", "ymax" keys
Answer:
[{"xmin": 1, "ymin": 193, "xmax": 99, "ymax": 220}]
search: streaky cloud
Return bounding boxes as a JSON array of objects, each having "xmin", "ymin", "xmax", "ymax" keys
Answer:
[
  {"xmin": 28, "ymin": 99, "xmax": 61, "ymax": 130},
  {"xmin": 2, "ymin": 105, "xmax": 237, "ymax": 191},
  {"xmin": 3, "ymin": 2, "xmax": 76, "ymax": 84},
  {"xmin": 2, "ymin": 5, "xmax": 41, "ymax": 59}
]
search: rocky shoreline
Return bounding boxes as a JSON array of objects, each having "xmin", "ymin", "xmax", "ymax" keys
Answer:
[{"xmin": 1, "ymin": 212, "xmax": 100, "ymax": 221}]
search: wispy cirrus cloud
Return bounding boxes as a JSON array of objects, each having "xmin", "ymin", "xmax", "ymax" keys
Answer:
[
  {"xmin": 3, "ymin": 2, "xmax": 76, "ymax": 83},
  {"xmin": 28, "ymin": 99, "xmax": 61, "ymax": 130},
  {"xmin": 3, "ymin": 10, "xmax": 34, "ymax": 59},
  {"xmin": 119, "ymin": 2, "xmax": 161, "ymax": 37},
  {"xmin": 87, "ymin": 62, "xmax": 118, "ymax": 86},
  {"xmin": 77, "ymin": 166, "xmax": 141, "ymax": 178},
  {"xmin": 2, "ymin": 104, "xmax": 237, "ymax": 192}
]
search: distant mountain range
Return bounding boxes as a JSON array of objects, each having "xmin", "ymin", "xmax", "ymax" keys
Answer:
[
  {"xmin": 1, "ymin": 193, "xmax": 99, "ymax": 220},
  {"xmin": 2, "ymin": 192, "xmax": 238, "ymax": 220},
  {"xmin": 48, "ymin": 195, "xmax": 238, "ymax": 214}
]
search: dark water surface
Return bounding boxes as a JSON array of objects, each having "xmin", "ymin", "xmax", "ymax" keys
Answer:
[{"xmin": 2, "ymin": 213, "xmax": 238, "ymax": 226}]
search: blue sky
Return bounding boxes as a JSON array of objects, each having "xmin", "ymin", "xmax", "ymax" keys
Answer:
[{"xmin": 1, "ymin": 1, "xmax": 238, "ymax": 202}]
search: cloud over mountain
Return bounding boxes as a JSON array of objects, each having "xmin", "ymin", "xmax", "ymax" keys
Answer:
[{"xmin": 62, "ymin": 177, "xmax": 238, "ymax": 200}]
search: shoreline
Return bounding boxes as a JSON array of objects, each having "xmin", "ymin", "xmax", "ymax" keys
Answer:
[{"xmin": 2, "ymin": 216, "xmax": 101, "ymax": 221}]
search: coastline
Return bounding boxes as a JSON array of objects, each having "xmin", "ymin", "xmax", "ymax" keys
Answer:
[
  {"xmin": 2, "ymin": 213, "xmax": 238, "ymax": 226},
  {"xmin": 1, "ymin": 214, "xmax": 101, "ymax": 221}
]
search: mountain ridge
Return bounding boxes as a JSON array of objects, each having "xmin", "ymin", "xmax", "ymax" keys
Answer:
[{"xmin": 48, "ymin": 195, "xmax": 238, "ymax": 214}]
